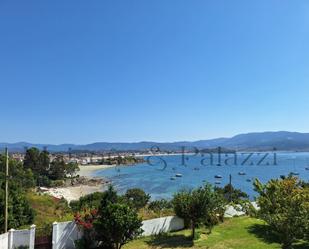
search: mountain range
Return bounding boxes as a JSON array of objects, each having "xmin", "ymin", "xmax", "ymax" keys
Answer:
[{"xmin": 2, "ymin": 131, "xmax": 309, "ymax": 152}]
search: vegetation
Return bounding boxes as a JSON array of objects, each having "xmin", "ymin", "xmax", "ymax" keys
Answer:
[
  {"xmin": 254, "ymin": 177, "xmax": 309, "ymax": 249},
  {"xmin": 24, "ymin": 147, "xmax": 79, "ymax": 187},
  {"xmin": 215, "ymin": 183, "xmax": 249, "ymax": 203},
  {"xmin": 124, "ymin": 188, "xmax": 150, "ymax": 210},
  {"xmin": 172, "ymin": 183, "xmax": 225, "ymax": 239},
  {"xmin": 0, "ymin": 155, "xmax": 35, "ymax": 232},
  {"xmin": 74, "ymin": 186, "xmax": 143, "ymax": 249},
  {"xmin": 70, "ymin": 192, "xmax": 105, "ymax": 212},
  {"xmin": 148, "ymin": 199, "xmax": 173, "ymax": 212},
  {"xmin": 0, "ymin": 148, "xmax": 79, "ymax": 231},
  {"xmin": 95, "ymin": 203, "xmax": 143, "ymax": 249},
  {"xmin": 26, "ymin": 192, "xmax": 73, "ymax": 228},
  {"xmin": 70, "ymin": 187, "xmax": 165, "ymax": 220},
  {"xmin": 124, "ymin": 216, "xmax": 308, "ymax": 249}
]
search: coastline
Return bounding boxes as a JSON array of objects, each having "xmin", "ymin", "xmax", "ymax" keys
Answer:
[
  {"xmin": 46, "ymin": 164, "xmax": 115, "ymax": 202},
  {"xmin": 78, "ymin": 164, "xmax": 117, "ymax": 177}
]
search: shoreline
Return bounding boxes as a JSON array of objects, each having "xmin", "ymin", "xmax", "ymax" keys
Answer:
[
  {"xmin": 46, "ymin": 164, "xmax": 115, "ymax": 202},
  {"xmin": 78, "ymin": 164, "xmax": 117, "ymax": 177}
]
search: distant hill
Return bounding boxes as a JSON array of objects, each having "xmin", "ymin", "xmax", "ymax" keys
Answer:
[{"xmin": 2, "ymin": 131, "xmax": 309, "ymax": 152}]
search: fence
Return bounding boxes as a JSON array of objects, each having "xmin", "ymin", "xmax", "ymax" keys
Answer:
[
  {"xmin": 0, "ymin": 225, "xmax": 35, "ymax": 249},
  {"xmin": 52, "ymin": 221, "xmax": 82, "ymax": 249},
  {"xmin": 0, "ymin": 233, "xmax": 8, "ymax": 249},
  {"xmin": 51, "ymin": 216, "xmax": 184, "ymax": 249},
  {"xmin": 141, "ymin": 216, "xmax": 184, "ymax": 236},
  {"xmin": 1, "ymin": 205, "xmax": 251, "ymax": 249}
]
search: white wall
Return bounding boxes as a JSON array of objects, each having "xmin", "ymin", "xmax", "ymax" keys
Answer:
[
  {"xmin": 52, "ymin": 221, "xmax": 82, "ymax": 249},
  {"xmin": 141, "ymin": 216, "xmax": 184, "ymax": 236},
  {"xmin": 8, "ymin": 225, "xmax": 35, "ymax": 249},
  {"xmin": 51, "ymin": 216, "xmax": 184, "ymax": 249},
  {"xmin": 0, "ymin": 233, "xmax": 8, "ymax": 249}
]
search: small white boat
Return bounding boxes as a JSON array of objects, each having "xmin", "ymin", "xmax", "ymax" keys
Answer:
[
  {"xmin": 214, "ymin": 175, "xmax": 222, "ymax": 179},
  {"xmin": 170, "ymin": 177, "xmax": 176, "ymax": 180},
  {"xmin": 246, "ymin": 179, "xmax": 252, "ymax": 182},
  {"xmin": 215, "ymin": 181, "xmax": 221, "ymax": 184},
  {"xmin": 175, "ymin": 173, "xmax": 183, "ymax": 177},
  {"xmin": 291, "ymin": 172, "xmax": 299, "ymax": 176},
  {"xmin": 238, "ymin": 172, "xmax": 246, "ymax": 176}
]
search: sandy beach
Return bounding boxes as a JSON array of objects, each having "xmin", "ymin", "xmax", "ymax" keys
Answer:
[
  {"xmin": 46, "ymin": 164, "xmax": 114, "ymax": 202},
  {"xmin": 78, "ymin": 164, "xmax": 116, "ymax": 177}
]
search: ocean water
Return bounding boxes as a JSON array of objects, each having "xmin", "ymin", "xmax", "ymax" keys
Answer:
[{"xmin": 93, "ymin": 152, "xmax": 309, "ymax": 200}]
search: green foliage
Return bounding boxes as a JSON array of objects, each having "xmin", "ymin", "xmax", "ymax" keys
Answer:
[
  {"xmin": 0, "ymin": 155, "xmax": 35, "ymax": 189},
  {"xmin": 125, "ymin": 188, "xmax": 150, "ymax": 210},
  {"xmin": 23, "ymin": 148, "xmax": 79, "ymax": 186},
  {"xmin": 254, "ymin": 177, "xmax": 309, "ymax": 249},
  {"xmin": 74, "ymin": 186, "xmax": 143, "ymax": 249},
  {"xmin": 173, "ymin": 183, "xmax": 225, "ymax": 239},
  {"xmin": 0, "ymin": 156, "xmax": 35, "ymax": 232},
  {"xmin": 70, "ymin": 192, "xmax": 106, "ymax": 212},
  {"xmin": 95, "ymin": 203, "xmax": 143, "ymax": 249},
  {"xmin": 215, "ymin": 183, "xmax": 248, "ymax": 203},
  {"xmin": 48, "ymin": 156, "xmax": 66, "ymax": 180},
  {"xmin": 26, "ymin": 192, "xmax": 73, "ymax": 230},
  {"xmin": 148, "ymin": 199, "xmax": 173, "ymax": 212},
  {"xmin": 65, "ymin": 162, "xmax": 80, "ymax": 178},
  {"xmin": 125, "ymin": 217, "xmax": 301, "ymax": 249},
  {"xmin": 0, "ymin": 181, "xmax": 34, "ymax": 232}
]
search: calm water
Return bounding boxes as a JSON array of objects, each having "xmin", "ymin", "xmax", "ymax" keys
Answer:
[{"xmin": 93, "ymin": 152, "xmax": 309, "ymax": 200}]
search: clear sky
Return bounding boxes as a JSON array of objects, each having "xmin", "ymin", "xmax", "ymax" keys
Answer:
[{"xmin": 1, "ymin": 1, "xmax": 309, "ymax": 144}]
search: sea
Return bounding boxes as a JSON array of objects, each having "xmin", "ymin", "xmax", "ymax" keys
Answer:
[{"xmin": 93, "ymin": 152, "xmax": 309, "ymax": 200}]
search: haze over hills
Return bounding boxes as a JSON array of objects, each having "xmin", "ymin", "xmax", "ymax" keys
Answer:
[{"xmin": 2, "ymin": 131, "xmax": 309, "ymax": 152}]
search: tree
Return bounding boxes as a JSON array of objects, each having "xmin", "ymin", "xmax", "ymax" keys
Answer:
[
  {"xmin": 173, "ymin": 183, "xmax": 225, "ymax": 239},
  {"xmin": 215, "ymin": 183, "xmax": 248, "ymax": 203},
  {"xmin": 71, "ymin": 192, "xmax": 105, "ymax": 212},
  {"xmin": 23, "ymin": 147, "xmax": 41, "ymax": 174},
  {"xmin": 124, "ymin": 188, "xmax": 150, "ymax": 210},
  {"xmin": 95, "ymin": 203, "xmax": 143, "ymax": 249},
  {"xmin": 65, "ymin": 162, "xmax": 79, "ymax": 178},
  {"xmin": 48, "ymin": 156, "xmax": 66, "ymax": 180},
  {"xmin": 23, "ymin": 148, "xmax": 51, "ymax": 184},
  {"xmin": 74, "ymin": 209, "xmax": 98, "ymax": 249},
  {"xmin": 0, "ymin": 156, "xmax": 34, "ymax": 232},
  {"xmin": 148, "ymin": 199, "xmax": 172, "ymax": 212},
  {"xmin": 254, "ymin": 177, "xmax": 309, "ymax": 249}
]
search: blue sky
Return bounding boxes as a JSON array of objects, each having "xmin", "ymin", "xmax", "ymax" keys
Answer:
[{"xmin": 1, "ymin": 1, "xmax": 309, "ymax": 144}]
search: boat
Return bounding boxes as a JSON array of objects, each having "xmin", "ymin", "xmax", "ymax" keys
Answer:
[
  {"xmin": 216, "ymin": 163, "xmax": 222, "ymax": 166},
  {"xmin": 238, "ymin": 172, "xmax": 246, "ymax": 176},
  {"xmin": 215, "ymin": 181, "xmax": 221, "ymax": 184},
  {"xmin": 214, "ymin": 175, "xmax": 222, "ymax": 179},
  {"xmin": 291, "ymin": 172, "xmax": 299, "ymax": 176},
  {"xmin": 175, "ymin": 173, "xmax": 183, "ymax": 177},
  {"xmin": 305, "ymin": 167, "xmax": 309, "ymax": 170},
  {"xmin": 172, "ymin": 167, "xmax": 176, "ymax": 171},
  {"xmin": 194, "ymin": 167, "xmax": 200, "ymax": 171},
  {"xmin": 170, "ymin": 177, "xmax": 176, "ymax": 180},
  {"xmin": 246, "ymin": 179, "xmax": 251, "ymax": 182}
]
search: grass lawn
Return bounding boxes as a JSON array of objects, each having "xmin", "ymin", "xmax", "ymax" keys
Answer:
[{"xmin": 124, "ymin": 216, "xmax": 309, "ymax": 249}]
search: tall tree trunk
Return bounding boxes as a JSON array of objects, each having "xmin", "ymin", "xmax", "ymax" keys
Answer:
[{"xmin": 191, "ymin": 221, "xmax": 195, "ymax": 240}]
